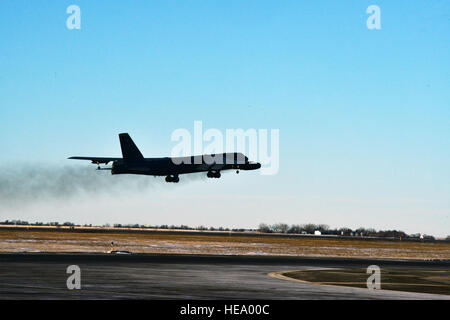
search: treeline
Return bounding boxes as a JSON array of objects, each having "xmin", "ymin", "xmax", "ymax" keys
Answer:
[
  {"xmin": 0, "ymin": 220, "xmax": 247, "ymax": 232},
  {"xmin": 258, "ymin": 223, "xmax": 436, "ymax": 240},
  {"xmin": 0, "ymin": 220, "xmax": 441, "ymax": 240},
  {"xmin": 111, "ymin": 223, "xmax": 247, "ymax": 232},
  {"xmin": 1, "ymin": 220, "xmax": 78, "ymax": 227}
]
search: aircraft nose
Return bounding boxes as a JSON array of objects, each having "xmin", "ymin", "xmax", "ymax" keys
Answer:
[{"xmin": 246, "ymin": 162, "xmax": 261, "ymax": 170}]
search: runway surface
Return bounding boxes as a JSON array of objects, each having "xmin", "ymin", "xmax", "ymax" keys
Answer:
[{"xmin": 0, "ymin": 253, "xmax": 448, "ymax": 299}]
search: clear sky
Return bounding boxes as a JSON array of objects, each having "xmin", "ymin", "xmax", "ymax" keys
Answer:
[{"xmin": 0, "ymin": 1, "xmax": 449, "ymax": 236}]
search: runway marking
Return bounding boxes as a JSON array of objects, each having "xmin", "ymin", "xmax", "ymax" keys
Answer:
[
  {"xmin": 268, "ymin": 269, "xmax": 450, "ymax": 296},
  {"xmin": 268, "ymin": 269, "xmax": 320, "ymax": 284}
]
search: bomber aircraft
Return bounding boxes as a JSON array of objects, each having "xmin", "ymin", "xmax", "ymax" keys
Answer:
[{"xmin": 69, "ymin": 133, "xmax": 261, "ymax": 183}]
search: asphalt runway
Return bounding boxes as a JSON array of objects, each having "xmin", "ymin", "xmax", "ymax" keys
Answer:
[{"xmin": 0, "ymin": 253, "xmax": 448, "ymax": 299}]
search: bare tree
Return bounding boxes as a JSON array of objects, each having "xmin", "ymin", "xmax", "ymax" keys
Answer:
[
  {"xmin": 271, "ymin": 223, "xmax": 289, "ymax": 233},
  {"xmin": 258, "ymin": 223, "xmax": 271, "ymax": 233}
]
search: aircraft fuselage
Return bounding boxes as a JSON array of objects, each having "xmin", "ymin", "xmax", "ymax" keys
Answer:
[{"xmin": 111, "ymin": 153, "xmax": 261, "ymax": 176}]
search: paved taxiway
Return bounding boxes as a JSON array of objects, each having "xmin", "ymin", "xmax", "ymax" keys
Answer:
[{"xmin": 0, "ymin": 253, "xmax": 448, "ymax": 299}]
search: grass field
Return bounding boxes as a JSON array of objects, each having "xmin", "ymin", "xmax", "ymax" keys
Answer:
[
  {"xmin": 0, "ymin": 227, "xmax": 449, "ymax": 259},
  {"xmin": 281, "ymin": 268, "xmax": 450, "ymax": 295}
]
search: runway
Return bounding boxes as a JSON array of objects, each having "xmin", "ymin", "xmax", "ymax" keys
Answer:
[{"xmin": 0, "ymin": 253, "xmax": 448, "ymax": 299}]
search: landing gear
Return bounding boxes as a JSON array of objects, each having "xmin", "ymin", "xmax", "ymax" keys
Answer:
[
  {"xmin": 207, "ymin": 171, "xmax": 221, "ymax": 178},
  {"xmin": 165, "ymin": 175, "xmax": 179, "ymax": 183}
]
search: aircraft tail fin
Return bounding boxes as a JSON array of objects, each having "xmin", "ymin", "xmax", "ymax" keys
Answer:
[{"xmin": 119, "ymin": 133, "xmax": 144, "ymax": 162}]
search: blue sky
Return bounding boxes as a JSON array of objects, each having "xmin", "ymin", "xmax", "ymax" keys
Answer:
[{"xmin": 0, "ymin": 1, "xmax": 449, "ymax": 236}]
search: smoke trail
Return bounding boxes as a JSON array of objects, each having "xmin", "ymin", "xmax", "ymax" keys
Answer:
[
  {"xmin": 0, "ymin": 161, "xmax": 212, "ymax": 209},
  {"xmin": 0, "ymin": 163, "xmax": 158, "ymax": 208}
]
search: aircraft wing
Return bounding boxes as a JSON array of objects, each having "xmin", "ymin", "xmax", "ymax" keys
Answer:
[{"xmin": 68, "ymin": 157, "xmax": 121, "ymax": 165}]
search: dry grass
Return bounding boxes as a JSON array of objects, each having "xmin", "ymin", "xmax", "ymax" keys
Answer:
[{"xmin": 0, "ymin": 228, "xmax": 449, "ymax": 260}]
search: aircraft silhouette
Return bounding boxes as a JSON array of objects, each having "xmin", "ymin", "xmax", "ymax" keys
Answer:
[{"xmin": 69, "ymin": 133, "xmax": 261, "ymax": 183}]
